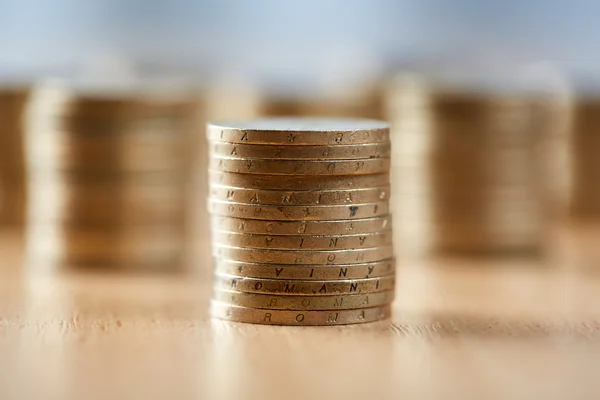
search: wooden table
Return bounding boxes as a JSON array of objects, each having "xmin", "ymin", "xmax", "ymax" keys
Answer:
[{"xmin": 1, "ymin": 225, "xmax": 600, "ymax": 400}]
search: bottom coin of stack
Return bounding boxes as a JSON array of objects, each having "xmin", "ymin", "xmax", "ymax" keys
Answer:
[{"xmin": 206, "ymin": 117, "xmax": 395, "ymax": 325}]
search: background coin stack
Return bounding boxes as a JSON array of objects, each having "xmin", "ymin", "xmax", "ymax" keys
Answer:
[
  {"xmin": 570, "ymin": 97, "xmax": 600, "ymax": 220},
  {"xmin": 24, "ymin": 81, "xmax": 199, "ymax": 271},
  {"xmin": 191, "ymin": 79, "xmax": 265, "ymax": 264},
  {"xmin": 385, "ymin": 76, "xmax": 547, "ymax": 255},
  {"xmin": 0, "ymin": 87, "xmax": 28, "ymax": 228},
  {"xmin": 207, "ymin": 118, "xmax": 395, "ymax": 325}
]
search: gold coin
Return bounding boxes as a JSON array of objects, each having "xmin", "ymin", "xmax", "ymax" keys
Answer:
[
  {"xmin": 27, "ymin": 130, "xmax": 191, "ymax": 173},
  {"xmin": 213, "ymin": 289, "xmax": 395, "ymax": 310},
  {"xmin": 208, "ymin": 200, "xmax": 389, "ymax": 221},
  {"xmin": 209, "ymin": 185, "xmax": 390, "ymax": 205},
  {"xmin": 27, "ymin": 83, "xmax": 199, "ymax": 120},
  {"xmin": 36, "ymin": 115, "xmax": 195, "ymax": 134},
  {"xmin": 213, "ymin": 245, "xmax": 394, "ymax": 264},
  {"xmin": 29, "ymin": 185, "xmax": 186, "ymax": 225},
  {"xmin": 209, "ymin": 171, "xmax": 390, "ymax": 190},
  {"xmin": 26, "ymin": 226, "xmax": 183, "ymax": 267},
  {"xmin": 211, "ymin": 302, "xmax": 391, "ymax": 325},
  {"xmin": 210, "ymin": 215, "xmax": 392, "ymax": 235},
  {"xmin": 209, "ymin": 142, "xmax": 391, "ymax": 160},
  {"xmin": 211, "ymin": 231, "xmax": 393, "ymax": 250},
  {"xmin": 29, "ymin": 168, "xmax": 186, "ymax": 185},
  {"xmin": 213, "ymin": 258, "xmax": 396, "ymax": 280},
  {"xmin": 209, "ymin": 157, "xmax": 390, "ymax": 175},
  {"xmin": 214, "ymin": 273, "xmax": 395, "ymax": 295},
  {"xmin": 26, "ymin": 251, "xmax": 183, "ymax": 272},
  {"xmin": 207, "ymin": 118, "xmax": 389, "ymax": 145}
]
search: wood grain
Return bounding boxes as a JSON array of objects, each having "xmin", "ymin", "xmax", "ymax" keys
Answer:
[{"xmin": 1, "ymin": 226, "xmax": 600, "ymax": 400}]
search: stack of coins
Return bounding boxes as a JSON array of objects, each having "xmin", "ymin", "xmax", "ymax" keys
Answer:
[
  {"xmin": 0, "ymin": 87, "xmax": 28, "ymax": 227},
  {"xmin": 207, "ymin": 118, "xmax": 395, "ymax": 325},
  {"xmin": 24, "ymin": 82, "xmax": 199, "ymax": 271},
  {"xmin": 570, "ymin": 97, "xmax": 600, "ymax": 219},
  {"xmin": 386, "ymin": 76, "xmax": 547, "ymax": 255}
]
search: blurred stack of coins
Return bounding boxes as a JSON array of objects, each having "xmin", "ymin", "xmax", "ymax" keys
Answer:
[
  {"xmin": 261, "ymin": 83, "xmax": 383, "ymax": 120},
  {"xmin": 516, "ymin": 65, "xmax": 573, "ymax": 217},
  {"xmin": 529, "ymin": 95, "xmax": 572, "ymax": 218},
  {"xmin": 386, "ymin": 76, "xmax": 546, "ymax": 255},
  {"xmin": 0, "ymin": 87, "xmax": 28, "ymax": 227},
  {"xmin": 24, "ymin": 81, "xmax": 200, "ymax": 271},
  {"xmin": 192, "ymin": 79, "xmax": 265, "ymax": 269},
  {"xmin": 207, "ymin": 118, "xmax": 395, "ymax": 325},
  {"xmin": 570, "ymin": 97, "xmax": 600, "ymax": 219}
]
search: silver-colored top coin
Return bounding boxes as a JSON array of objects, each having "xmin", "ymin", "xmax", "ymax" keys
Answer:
[{"xmin": 207, "ymin": 117, "xmax": 389, "ymax": 145}]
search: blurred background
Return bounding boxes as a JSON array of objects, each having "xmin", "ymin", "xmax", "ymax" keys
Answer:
[
  {"xmin": 3, "ymin": 0, "xmax": 600, "ymax": 87},
  {"xmin": 1, "ymin": 0, "xmax": 599, "ymax": 275}
]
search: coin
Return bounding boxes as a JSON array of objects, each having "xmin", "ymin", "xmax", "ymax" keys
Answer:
[
  {"xmin": 571, "ymin": 100, "xmax": 600, "ymax": 218},
  {"xmin": 207, "ymin": 118, "xmax": 389, "ymax": 145},
  {"xmin": 211, "ymin": 302, "xmax": 391, "ymax": 325},
  {"xmin": 29, "ymin": 168, "xmax": 187, "ymax": 185},
  {"xmin": 209, "ymin": 157, "xmax": 390, "ymax": 175},
  {"xmin": 29, "ymin": 184, "xmax": 186, "ymax": 226},
  {"xmin": 211, "ymin": 231, "xmax": 393, "ymax": 250},
  {"xmin": 208, "ymin": 200, "xmax": 389, "ymax": 221},
  {"xmin": 35, "ymin": 114, "xmax": 195, "ymax": 134},
  {"xmin": 209, "ymin": 171, "xmax": 390, "ymax": 190},
  {"xmin": 213, "ymin": 258, "xmax": 396, "ymax": 280},
  {"xmin": 26, "ymin": 226, "xmax": 183, "ymax": 266},
  {"xmin": 209, "ymin": 185, "xmax": 390, "ymax": 205},
  {"xmin": 27, "ymin": 129, "xmax": 191, "ymax": 173},
  {"xmin": 209, "ymin": 142, "xmax": 391, "ymax": 160},
  {"xmin": 213, "ymin": 289, "xmax": 395, "ymax": 310},
  {"xmin": 213, "ymin": 245, "xmax": 394, "ymax": 264},
  {"xmin": 214, "ymin": 273, "xmax": 395, "ymax": 295},
  {"xmin": 211, "ymin": 215, "xmax": 392, "ymax": 235},
  {"xmin": 27, "ymin": 83, "xmax": 199, "ymax": 119},
  {"xmin": 26, "ymin": 250, "xmax": 183, "ymax": 271}
]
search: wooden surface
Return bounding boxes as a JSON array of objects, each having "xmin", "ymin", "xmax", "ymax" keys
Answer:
[{"xmin": 1, "ymin": 226, "xmax": 600, "ymax": 400}]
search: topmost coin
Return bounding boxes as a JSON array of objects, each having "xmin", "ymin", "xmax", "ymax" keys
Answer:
[{"xmin": 207, "ymin": 118, "xmax": 390, "ymax": 146}]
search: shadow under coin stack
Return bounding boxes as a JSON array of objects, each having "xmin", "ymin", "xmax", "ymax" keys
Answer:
[
  {"xmin": 207, "ymin": 118, "xmax": 395, "ymax": 325},
  {"xmin": 24, "ymin": 82, "xmax": 198, "ymax": 271}
]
